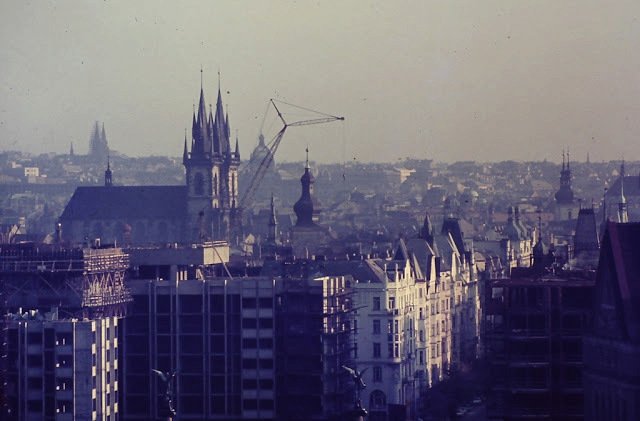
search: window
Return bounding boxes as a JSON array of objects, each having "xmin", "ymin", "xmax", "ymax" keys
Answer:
[
  {"xmin": 388, "ymin": 297, "xmax": 395, "ymax": 310},
  {"xmin": 258, "ymin": 318, "xmax": 273, "ymax": 329},
  {"xmin": 373, "ymin": 297, "xmax": 381, "ymax": 311},
  {"xmin": 258, "ymin": 297, "xmax": 273, "ymax": 308},
  {"xmin": 419, "ymin": 330, "xmax": 425, "ymax": 342},
  {"xmin": 369, "ymin": 390, "xmax": 387, "ymax": 411},
  {"xmin": 373, "ymin": 366, "xmax": 382, "ymax": 382},
  {"xmin": 243, "ymin": 379, "xmax": 257, "ymax": 389},
  {"xmin": 259, "ymin": 379, "xmax": 273, "ymax": 389},
  {"xmin": 373, "ymin": 320, "xmax": 380, "ymax": 335},
  {"xmin": 242, "ymin": 298, "xmax": 256, "ymax": 309},
  {"xmin": 242, "ymin": 318, "xmax": 257, "ymax": 329},
  {"xmin": 242, "ymin": 359, "xmax": 257, "ymax": 369},
  {"xmin": 193, "ymin": 172, "xmax": 205, "ymax": 196},
  {"xmin": 258, "ymin": 338, "xmax": 273, "ymax": 349},
  {"xmin": 419, "ymin": 350, "xmax": 424, "ymax": 365},
  {"xmin": 258, "ymin": 359, "xmax": 273, "ymax": 369},
  {"xmin": 243, "ymin": 399, "xmax": 257, "ymax": 410},
  {"xmin": 242, "ymin": 338, "xmax": 257, "ymax": 349},
  {"xmin": 373, "ymin": 343, "xmax": 381, "ymax": 358},
  {"xmin": 27, "ymin": 332, "xmax": 41, "ymax": 344}
]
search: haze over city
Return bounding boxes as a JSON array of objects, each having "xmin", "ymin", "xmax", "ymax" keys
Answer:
[{"xmin": 2, "ymin": 0, "xmax": 640, "ymax": 163}]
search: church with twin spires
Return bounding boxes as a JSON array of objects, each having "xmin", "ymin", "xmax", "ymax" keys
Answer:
[{"xmin": 59, "ymin": 79, "xmax": 241, "ymax": 245}]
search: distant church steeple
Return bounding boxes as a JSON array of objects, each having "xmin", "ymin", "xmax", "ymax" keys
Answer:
[
  {"xmin": 616, "ymin": 160, "xmax": 628, "ymax": 223},
  {"xmin": 555, "ymin": 149, "xmax": 575, "ymax": 205},
  {"xmin": 419, "ymin": 210, "xmax": 435, "ymax": 246},
  {"xmin": 293, "ymin": 148, "xmax": 315, "ymax": 227},
  {"xmin": 104, "ymin": 156, "xmax": 113, "ymax": 187}
]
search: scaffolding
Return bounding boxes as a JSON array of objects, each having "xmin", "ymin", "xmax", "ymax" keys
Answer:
[
  {"xmin": 0, "ymin": 243, "xmax": 132, "ymax": 319},
  {"xmin": 274, "ymin": 273, "xmax": 356, "ymax": 420}
]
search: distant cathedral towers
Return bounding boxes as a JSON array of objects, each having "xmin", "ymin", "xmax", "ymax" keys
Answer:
[
  {"xmin": 183, "ymin": 79, "xmax": 241, "ymax": 241},
  {"xmin": 89, "ymin": 121, "xmax": 109, "ymax": 162}
]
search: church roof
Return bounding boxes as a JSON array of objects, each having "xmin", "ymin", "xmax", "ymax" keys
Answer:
[
  {"xmin": 60, "ymin": 186, "xmax": 187, "ymax": 221},
  {"xmin": 607, "ymin": 175, "xmax": 640, "ymax": 199}
]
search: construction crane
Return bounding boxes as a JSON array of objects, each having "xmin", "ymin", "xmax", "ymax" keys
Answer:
[{"xmin": 239, "ymin": 99, "xmax": 344, "ymax": 209}]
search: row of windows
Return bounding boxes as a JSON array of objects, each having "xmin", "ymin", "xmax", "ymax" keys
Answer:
[
  {"xmin": 243, "ymin": 399, "xmax": 274, "ymax": 411},
  {"xmin": 241, "ymin": 297, "xmax": 273, "ymax": 309},
  {"xmin": 153, "ymin": 294, "xmax": 242, "ymax": 314},
  {"xmin": 242, "ymin": 318, "xmax": 273, "ymax": 329},
  {"xmin": 242, "ymin": 338, "xmax": 273, "ymax": 349},
  {"xmin": 242, "ymin": 378, "xmax": 274, "ymax": 389},
  {"xmin": 242, "ymin": 358, "xmax": 273, "ymax": 370}
]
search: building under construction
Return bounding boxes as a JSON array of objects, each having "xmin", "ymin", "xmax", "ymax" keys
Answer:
[
  {"xmin": 119, "ymin": 244, "xmax": 354, "ymax": 421},
  {"xmin": 485, "ymin": 269, "xmax": 595, "ymax": 420},
  {"xmin": 0, "ymin": 242, "xmax": 132, "ymax": 420}
]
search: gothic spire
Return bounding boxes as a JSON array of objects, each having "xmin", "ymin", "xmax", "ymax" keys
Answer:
[
  {"xmin": 419, "ymin": 210, "xmax": 434, "ymax": 246},
  {"xmin": 618, "ymin": 161, "xmax": 628, "ymax": 223},
  {"xmin": 183, "ymin": 129, "xmax": 188, "ymax": 164},
  {"xmin": 225, "ymin": 111, "xmax": 231, "ymax": 140},
  {"xmin": 101, "ymin": 123, "xmax": 107, "ymax": 148},
  {"xmin": 213, "ymin": 81, "xmax": 228, "ymax": 154}
]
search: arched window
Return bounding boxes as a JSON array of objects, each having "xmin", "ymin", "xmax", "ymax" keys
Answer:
[
  {"xmin": 231, "ymin": 173, "xmax": 236, "ymax": 196},
  {"xmin": 194, "ymin": 173, "xmax": 205, "ymax": 196},
  {"xmin": 369, "ymin": 390, "xmax": 386, "ymax": 411},
  {"xmin": 213, "ymin": 173, "xmax": 218, "ymax": 196}
]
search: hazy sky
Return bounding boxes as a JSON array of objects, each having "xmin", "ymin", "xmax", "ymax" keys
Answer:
[{"xmin": 2, "ymin": 1, "xmax": 640, "ymax": 163}]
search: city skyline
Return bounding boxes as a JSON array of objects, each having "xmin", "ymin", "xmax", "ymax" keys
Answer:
[{"xmin": 2, "ymin": 1, "xmax": 640, "ymax": 163}]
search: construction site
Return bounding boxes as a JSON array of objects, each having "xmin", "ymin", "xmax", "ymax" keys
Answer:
[
  {"xmin": 485, "ymin": 270, "xmax": 596, "ymax": 420},
  {"xmin": 0, "ymin": 242, "xmax": 132, "ymax": 419}
]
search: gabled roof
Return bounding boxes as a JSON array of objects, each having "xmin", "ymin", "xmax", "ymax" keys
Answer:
[{"xmin": 59, "ymin": 186, "xmax": 187, "ymax": 220}]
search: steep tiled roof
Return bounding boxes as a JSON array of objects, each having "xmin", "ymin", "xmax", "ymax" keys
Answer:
[{"xmin": 59, "ymin": 186, "xmax": 187, "ymax": 220}]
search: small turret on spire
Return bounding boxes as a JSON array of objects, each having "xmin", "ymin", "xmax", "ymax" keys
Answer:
[
  {"xmin": 305, "ymin": 146, "xmax": 310, "ymax": 169},
  {"xmin": 234, "ymin": 131, "xmax": 240, "ymax": 158},
  {"xmin": 183, "ymin": 129, "xmax": 189, "ymax": 164}
]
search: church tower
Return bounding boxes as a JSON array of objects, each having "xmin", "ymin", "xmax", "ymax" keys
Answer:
[
  {"xmin": 293, "ymin": 149, "xmax": 315, "ymax": 227},
  {"xmin": 554, "ymin": 150, "xmax": 577, "ymax": 221},
  {"xmin": 183, "ymin": 73, "xmax": 239, "ymax": 242}
]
